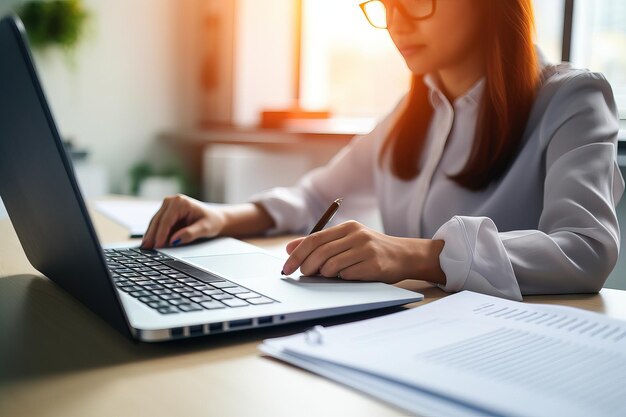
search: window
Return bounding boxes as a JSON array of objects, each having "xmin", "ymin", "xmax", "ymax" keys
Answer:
[
  {"xmin": 300, "ymin": 0, "xmax": 410, "ymax": 120},
  {"xmin": 533, "ymin": 0, "xmax": 565, "ymax": 64},
  {"xmin": 571, "ymin": 0, "xmax": 626, "ymax": 117}
]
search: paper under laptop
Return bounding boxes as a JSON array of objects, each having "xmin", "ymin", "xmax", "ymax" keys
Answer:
[
  {"xmin": 94, "ymin": 200, "xmax": 161, "ymax": 237},
  {"xmin": 261, "ymin": 291, "xmax": 626, "ymax": 417}
]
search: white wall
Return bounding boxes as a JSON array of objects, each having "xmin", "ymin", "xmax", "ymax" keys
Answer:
[{"xmin": 2, "ymin": 1, "xmax": 192, "ymax": 193}]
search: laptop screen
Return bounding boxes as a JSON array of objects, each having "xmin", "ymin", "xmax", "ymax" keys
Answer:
[{"xmin": 0, "ymin": 15, "xmax": 131, "ymax": 338}]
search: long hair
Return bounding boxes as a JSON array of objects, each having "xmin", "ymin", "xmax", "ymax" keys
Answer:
[{"xmin": 379, "ymin": 0, "xmax": 539, "ymax": 190}]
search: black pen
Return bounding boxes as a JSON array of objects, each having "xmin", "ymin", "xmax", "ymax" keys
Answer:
[
  {"xmin": 309, "ymin": 197, "xmax": 343, "ymax": 234},
  {"xmin": 281, "ymin": 198, "xmax": 343, "ymax": 275}
]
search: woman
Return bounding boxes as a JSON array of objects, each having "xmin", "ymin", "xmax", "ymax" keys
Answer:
[{"xmin": 142, "ymin": 0, "xmax": 624, "ymax": 301}]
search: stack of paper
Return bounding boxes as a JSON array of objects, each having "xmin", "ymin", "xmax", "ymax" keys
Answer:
[{"xmin": 260, "ymin": 291, "xmax": 626, "ymax": 417}]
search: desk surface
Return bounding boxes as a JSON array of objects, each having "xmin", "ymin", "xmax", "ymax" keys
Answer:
[{"xmin": 2, "ymin": 210, "xmax": 626, "ymax": 417}]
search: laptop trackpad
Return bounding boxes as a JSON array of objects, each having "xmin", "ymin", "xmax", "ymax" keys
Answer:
[{"xmin": 182, "ymin": 253, "xmax": 284, "ymax": 280}]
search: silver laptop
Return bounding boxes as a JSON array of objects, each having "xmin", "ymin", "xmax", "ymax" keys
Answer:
[{"xmin": 0, "ymin": 15, "xmax": 422, "ymax": 342}]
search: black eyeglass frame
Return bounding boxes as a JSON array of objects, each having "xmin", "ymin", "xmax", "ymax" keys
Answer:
[{"xmin": 359, "ymin": 0, "xmax": 437, "ymax": 29}]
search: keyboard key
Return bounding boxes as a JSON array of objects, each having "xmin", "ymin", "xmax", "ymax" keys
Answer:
[
  {"xmin": 248, "ymin": 297, "xmax": 274, "ymax": 305},
  {"xmin": 191, "ymin": 284, "xmax": 213, "ymax": 291},
  {"xmin": 143, "ymin": 284, "xmax": 163, "ymax": 291},
  {"xmin": 202, "ymin": 289, "xmax": 223, "ymax": 296},
  {"xmin": 138, "ymin": 295, "xmax": 161, "ymax": 303},
  {"xmin": 178, "ymin": 303, "xmax": 204, "ymax": 312},
  {"xmin": 140, "ymin": 271, "xmax": 161, "ymax": 277},
  {"xmin": 153, "ymin": 265, "xmax": 171, "ymax": 271},
  {"xmin": 212, "ymin": 293, "xmax": 234, "ymax": 300},
  {"xmin": 212, "ymin": 281, "xmax": 238, "ymax": 289},
  {"xmin": 236, "ymin": 292, "xmax": 262, "ymax": 299},
  {"xmin": 222, "ymin": 298, "xmax": 249, "ymax": 307},
  {"xmin": 128, "ymin": 276, "xmax": 147, "ymax": 282},
  {"xmin": 168, "ymin": 298, "xmax": 187, "ymax": 306},
  {"xmin": 200, "ymin": 300, "xmax": 225, "ymax": 310},
  {"xmin": 181, "ymin": 291, "xmax": 203, "ymax": 298},
  {"xmin": 154, "ymin": 277, "xmax": 175, "ymax": 284},
  {"xmin": 224, "ymin": 287, "xmax": 248, "ymax": 294},
  {"xmin": 130, "ymin": 290, "xmax": 151, "ymax": 298},
  {"xmin": 157, "ymin": 306, "xmax": 180, "ymax": 314},
  {"xmin": 152, "ymin": 289, "xmax": 171, "ymax": 295},
  {"xmin": 191, "ymin": 295, "xmax": 215, "ymax": 303},
  {"xmin": 161, "ymin": 293, "xmax": 181, "ymax": 301}
]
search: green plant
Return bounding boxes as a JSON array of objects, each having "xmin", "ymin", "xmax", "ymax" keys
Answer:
[
  {"xmin": 129, "ymin": 162, "xmax": 193, "ymax": 197},
  {"xmin": 18, "ymin": 0, "xmax": 88, "ymax": 50},
  {"xmin": 129, "ymin": 162, "xmax": 154, "ymax": 196}
]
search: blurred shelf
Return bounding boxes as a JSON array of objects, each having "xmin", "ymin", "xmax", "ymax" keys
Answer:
[{"xmin": 160, "ymin": 118, "xmax": 376, "ymax": 147}]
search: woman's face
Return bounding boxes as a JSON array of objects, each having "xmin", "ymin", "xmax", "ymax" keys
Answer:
[{"xmin": 386, "ymin": 0, "xmax": 484, "ymax": 75}]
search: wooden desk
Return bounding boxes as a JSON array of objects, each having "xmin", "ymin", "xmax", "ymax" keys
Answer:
[{"xmin": 2, "ymin": 211, "xmax": 626, "ymax": 417}]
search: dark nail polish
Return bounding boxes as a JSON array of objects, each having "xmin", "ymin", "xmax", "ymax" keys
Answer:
[
  {"xmin": 172, "ymin": 239, "xmax": 181, "ymax": 247},
  {"xmin": 281, "ymin": 270, "xmax": 285, "ymax": 275}
]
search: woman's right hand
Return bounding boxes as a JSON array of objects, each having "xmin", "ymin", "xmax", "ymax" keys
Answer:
[{"xmin": 141, "ymin": 194, "xmax": 226, "ymax": 249}]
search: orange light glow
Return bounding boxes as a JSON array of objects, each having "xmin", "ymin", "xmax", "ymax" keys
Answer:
[{"xmin": 300, "ymin": 0, "xmax": 410, "ymax": 117}]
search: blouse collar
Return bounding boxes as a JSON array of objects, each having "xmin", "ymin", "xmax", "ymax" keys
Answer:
[{"xmin": 423, "ymin": 73, "xmax": 486, "ymax": 109}]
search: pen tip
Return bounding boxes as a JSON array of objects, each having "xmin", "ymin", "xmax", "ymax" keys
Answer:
[{"xmin": 335, "ymin": 197, "xmax": 344, "ymax": 205}]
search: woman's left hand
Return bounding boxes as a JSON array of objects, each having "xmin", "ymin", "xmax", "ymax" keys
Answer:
[{"xmin": 281, "ymin": 220, "xmax": 447, "ymax": 285}]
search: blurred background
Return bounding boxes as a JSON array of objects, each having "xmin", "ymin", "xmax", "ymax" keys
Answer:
[{"xmin": 0, "ymin": 0, "xmax": 625, "ymax": 287}]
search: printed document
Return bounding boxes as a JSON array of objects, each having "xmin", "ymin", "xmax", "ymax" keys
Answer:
[{"xmin": 260, "ymin": 291, "xmax": 626, "ymax": 417}]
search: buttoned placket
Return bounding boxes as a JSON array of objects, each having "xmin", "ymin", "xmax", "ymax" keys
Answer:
[{"xmin": 407, "ymin": 89, "xmax": 456, "ymax": 237}]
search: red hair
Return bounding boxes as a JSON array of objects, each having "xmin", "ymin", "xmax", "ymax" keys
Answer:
[{"xmin": 379, "ymin": 0, "xmax": 539, "ymax": 190}]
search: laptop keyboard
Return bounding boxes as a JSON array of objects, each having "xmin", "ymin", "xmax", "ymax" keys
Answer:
[{"xmin": 104, "ymin": 248, "xmax": 276, "ymax": 314}]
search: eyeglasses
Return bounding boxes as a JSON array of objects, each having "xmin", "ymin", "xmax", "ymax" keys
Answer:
[{"xmin": 359, "ymin": 0, "xmax": 437, "ymax": 29}]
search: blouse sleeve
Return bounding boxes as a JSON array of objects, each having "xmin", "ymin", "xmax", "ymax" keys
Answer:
[
  {"xmin": 433, "ymin": 73, "xmax": 624, "ymax": 301},
  {"xmin": 249, "ymin": 104, "xmax": 402, "ymax": 235}
]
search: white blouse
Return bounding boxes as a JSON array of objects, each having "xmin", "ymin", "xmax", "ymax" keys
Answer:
[{"xmin": 251, "ymin": 63, "xmax": 624, "ymax": 301}]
